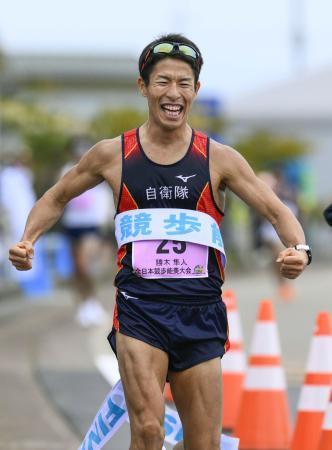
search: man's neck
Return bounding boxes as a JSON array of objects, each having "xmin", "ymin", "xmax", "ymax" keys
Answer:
[{"xmin": 141, "ymin": 120, "xmax": 192, "ymax": 150}]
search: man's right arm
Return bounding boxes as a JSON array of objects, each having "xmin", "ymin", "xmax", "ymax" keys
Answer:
[{"xmin": 9, "ymin": 139, "xmax": 115, "ymax": 270}]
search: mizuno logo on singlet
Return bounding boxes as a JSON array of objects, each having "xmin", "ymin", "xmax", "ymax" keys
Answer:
[{"xmin": 175, "ymin": 174, "xmax": 197, "ymax": 183}]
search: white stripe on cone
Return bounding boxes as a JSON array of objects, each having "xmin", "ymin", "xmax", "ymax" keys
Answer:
[
  {"xmin": 245, "ymin": 366, "xmax": 286, "ymax": 390},
  {"xmin": 228, "ymin": 311, "xmax": 244, "ymax": 342},
  {"xmin": 222, "ymin": 351, "xmax": 246, "ymax": 372},
  {"xmin": 306, "ymin": 336, "xmax": 332, "ymax": 372},
  {"xmin": 298, "ymin": 386, "xmax": 332, "ymax": 412},
  {"xmin": 322, "ymin": 401, "xmax": 332, "ymax": 430},
  {"xmin": 250, "ymin": 323, "xmax": 281, "ymax": 356},
  {"xmin": 322, "ymin": 400, "xmax": 332, "ymax": 430}
]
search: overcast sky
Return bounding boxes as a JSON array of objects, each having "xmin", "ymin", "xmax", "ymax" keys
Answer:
[{"xmin": 1, "ymin": 0, "xmax": 332, "ymax": 101}]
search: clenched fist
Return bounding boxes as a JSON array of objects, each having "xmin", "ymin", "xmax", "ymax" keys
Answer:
[
  {"xmin": 8, "ymin": 241, "xmax": 34, "ymax": 271},
  {"xmin": 276, "ymin": 247, "xmax": 308, "ymax": 279}
]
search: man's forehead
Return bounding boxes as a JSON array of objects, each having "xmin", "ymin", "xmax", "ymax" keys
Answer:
[{"xmin": 151, "ymin": 58, "xmax": 195, "ymax": 80}]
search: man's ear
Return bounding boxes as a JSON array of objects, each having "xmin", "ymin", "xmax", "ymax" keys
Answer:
[
  {"xmin": 138, "ymin": 77, "xmax": 147, "ymax": 97},
  {"xmin": 195, "ymin": 80, "xmax": 201, "ymax": 94}
]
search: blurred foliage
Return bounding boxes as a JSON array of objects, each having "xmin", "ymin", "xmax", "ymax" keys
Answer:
[
  {"xmin": 235, "ymin": 130, "xmax": 309, "ymax": 171},
  {"xmin": 1, "ymin": 100, "xmax": 84, "ymax": 194},
  {"xmin": 0, "ymin": 49, "xmax": 5, "ymax": 71},
  {"xmin": 89, "ymin": 108, "xmax": 147, "ymax": 140},
  {"xmin": 189, "ymin": 112, "xmax": 225, "ymax": 135},
  {"xmin": 89, "ymin": 106, "xmax": 226, "ymax": 140},
  {"xmin": 2, "ymin": 97, "xmax": 308, "ymax": 197}
]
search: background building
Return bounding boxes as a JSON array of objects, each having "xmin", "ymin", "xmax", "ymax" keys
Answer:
[
  {"xmin": 225, "ymin": 67, "xmax": 332, "ymax": 203},
  {"xmin": 1, "ymin": 53, "xmax": 143, "ymax": 119}
]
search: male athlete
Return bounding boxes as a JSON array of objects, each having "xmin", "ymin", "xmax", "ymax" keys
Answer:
[{"xmin": 9, "ymin": 34, "xmax": 311, "ymax": 450}]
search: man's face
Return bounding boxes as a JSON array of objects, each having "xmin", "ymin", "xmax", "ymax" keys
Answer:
[{"xmin": 138, "ymin": 58, "xmax": 200, "ymax": 131}]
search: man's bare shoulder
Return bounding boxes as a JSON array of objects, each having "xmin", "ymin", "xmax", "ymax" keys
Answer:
[
  {"xmin": 89, "ymin": 136, "xmax": 122, "ymax": 162},
  {"xmin": 210, "ymin": 139, "xmax": 241, "ymax": 159},
  {"xmin": 78, "ymin": 136, "xmax": 121, "ymax": 173},
  {"xmin": 210, "ymin": 139, "xmax": 245, "ymax": 179}
]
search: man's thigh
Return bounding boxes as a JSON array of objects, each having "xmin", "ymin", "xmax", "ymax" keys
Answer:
[
  {"xmin": 169, "ymin": 357, "xmax": 222, "ymax": 449},
  {"xmin": 116, "ymin": 332, "xmax": 169, "ymax": 424}
]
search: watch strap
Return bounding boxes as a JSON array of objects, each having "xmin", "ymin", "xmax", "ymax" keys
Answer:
[{"xmin": 294, "ymin": 244, "xmax": 312, "ymax": 265}]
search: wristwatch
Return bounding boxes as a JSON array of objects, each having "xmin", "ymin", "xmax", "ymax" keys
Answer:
[{"xmin": 294, "ymin": 244, "xmax": 312, "ymax": 265}]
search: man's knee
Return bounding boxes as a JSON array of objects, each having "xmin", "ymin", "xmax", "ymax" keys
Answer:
[
  {"xmin": 133, "ymin": 419, "xmax": 165, "ymax": 446},
  {"xmin": 141, "ymin": 420, "xmax": 164, "ymax": 440}
]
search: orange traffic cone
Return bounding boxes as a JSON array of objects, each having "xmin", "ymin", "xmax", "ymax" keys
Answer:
[
  {"xmin": 291, "ymin": 312, "xmax": 332, "ymax": 450},
  {"xmin": 221, "ymin": 289, "xmax": 246, "ymax": 430},
  {"xmin": 234, "ymin": 299, "xmax": 292, "ymax": 449},
  {"xmin": 318, "ymin": 389, "xmax": 332, "ymax": 450}
]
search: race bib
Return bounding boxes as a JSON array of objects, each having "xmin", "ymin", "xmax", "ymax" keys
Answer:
[{"xmin": 132, "ymin": 240, "xmax": 209, "ymax": 279}]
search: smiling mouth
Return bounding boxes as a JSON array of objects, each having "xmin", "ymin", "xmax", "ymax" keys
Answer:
[{"xmin": 160, "ymin": 104, "xmax": 184, "ymax": 118}]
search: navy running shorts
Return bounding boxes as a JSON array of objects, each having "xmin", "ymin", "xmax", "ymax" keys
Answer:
[
  {"xmin": 62, "ymin": 225, "xmax": 101, "ymax": 241},
  {"xmin": 108, "ymin": 290, "xmax": 229, "ymax": 372}
]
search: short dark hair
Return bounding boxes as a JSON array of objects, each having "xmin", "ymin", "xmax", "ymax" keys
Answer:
[{"xmin": 139, "ymin": 33, "xmax": 203, "ymax": 85}]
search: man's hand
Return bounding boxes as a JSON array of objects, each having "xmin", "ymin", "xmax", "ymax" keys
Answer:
[
  {"xmin": 276, "ymin": 247, "xmax": 308, "ymax": 279},
  {"xmin": 8, "ymin": 241, "xmax": 34, "ymax": 271}
]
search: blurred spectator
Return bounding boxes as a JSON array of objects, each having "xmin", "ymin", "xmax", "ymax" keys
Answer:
[
  {"xmin": 60, "ymin": 136, "xmax": 111, "ymax": 327},
  {"xmin": 0, "ymin": 150, "xmax": 50, "ymax": 294},
  {"xmin": 255, "ymin": 169, "xmax": 300, "ymax": 301},
  {"xmin": 323, "ymin": 204, "xmax": 332, "ymax": 226},
  {"xmin": 0, "ymin": 151, "xmax": 36, "ymax": 243}
]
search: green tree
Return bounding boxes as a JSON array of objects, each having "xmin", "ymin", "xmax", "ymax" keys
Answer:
[
  {"xmin": 1, "ymin": 100, "xmax": 81, "ymax": 194},
  {"xmin": 189, "ymin": 113, "xmax": 225, "ymax": 136},
  {"xmin": 89, "ymin": 106, "xmax": 226, "ymax": 141},
  {"xmin": 89, "ymin": 108, "xmax": 147, "ymax": 140},
  {"xmin": 0, "ymin": 48, "xmax": 5, "ymax": 72},
  {"xmin": 235, "ymin": 130, "xmax": 309, "ymax": 171},
  {"xmin": 189, "ymin": 103, "xmax": 226, "ymax": 136}
]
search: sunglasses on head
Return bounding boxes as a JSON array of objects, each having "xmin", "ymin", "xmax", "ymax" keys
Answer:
[{"xmin": 140, "ymin": 42, "xmax": 200, "ymax": 73}]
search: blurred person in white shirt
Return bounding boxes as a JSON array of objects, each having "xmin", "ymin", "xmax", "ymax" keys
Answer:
[
  {"xmin": 61, "ymin": 136, "xmax": 112, "ymax": 327},
  {"xmin": 0, "ymin": 151, "xmax": 40, "ymax": 285}
]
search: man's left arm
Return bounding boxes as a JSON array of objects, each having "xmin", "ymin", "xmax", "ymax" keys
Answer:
[{"xmin": 216, "ymin": 144, "xmax": 310, "ymax": 279}]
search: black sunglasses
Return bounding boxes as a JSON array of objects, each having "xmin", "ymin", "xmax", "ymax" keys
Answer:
[{"xmin": 140, "ymin": 42, "xmax": 200, "ymax": 73}]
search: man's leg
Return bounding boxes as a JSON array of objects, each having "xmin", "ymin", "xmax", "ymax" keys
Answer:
[
  {"xmin": 169, "ymin": 357, "xmax": 222, "ymax": 450},
  {"xmin": 116, "ymin": 332, "xmax": 169, "ymax": 450},
  {"xmin": 71, "ymin": 237, "xmax": 95, "ymax": 300}
]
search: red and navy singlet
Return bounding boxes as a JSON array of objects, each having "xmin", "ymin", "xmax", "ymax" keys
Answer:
[{"xmin": 114, "ymin": 128, "xmax": 225, "ymax": 300}]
